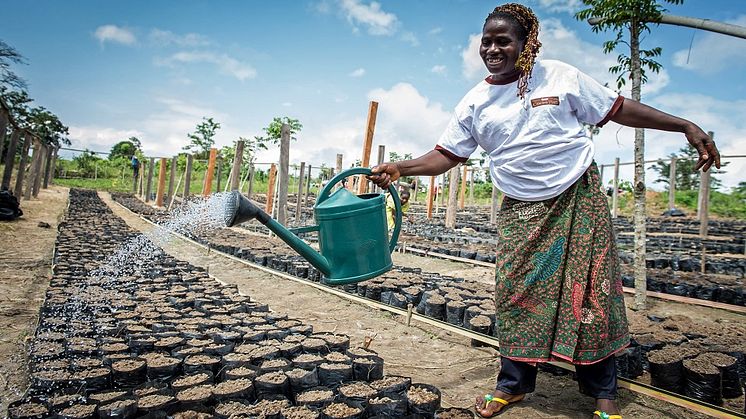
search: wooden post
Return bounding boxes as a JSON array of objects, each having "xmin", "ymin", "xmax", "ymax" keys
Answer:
[
  {"xmin": 247, "ymin": 163, "xmax": 255, "ymax": 197},
  {"xmin": 445, "ymin": 165, "xmax": 460, "ymax": 228},
  {"xmin": 668, "ymin": 157, "xmax": 677, "ymax": 210},
  {"xmin": 458, "ymin": 164, "xmax": 467, "ymax": 209},
  {"xmin": 14, "ymin": 133, "xmax": 31, "ymax": 200},
  {"xmin": 32, "ymin": 143, "xmax": 47, "ymax": 197},
  {"xmin": 138, "ymin": 163, "xmax": 144, "ymax": 198},
  {"xmin": 167, "ymin": 156, "xmax": 178, "ymax": 204},
  {"xmin": 490, "ymin": 184, "xmax": 499, "ymax": 225},
  {"xmin": 440, "ymin": 173, "xmax": 447, "ymax": 206},
  {"xmin": 156, "ymin": 157, "xmax": 167, "ymax": 207},
  {"xmin": 357, "ymin": 101, "xmax": 378, "ymax": 194},
  {"xmin": 468, "ymin": 168, "xmax": 474, "ymax": 205},
  {"xmin": 278, "ymin": 124, "xmax": 290, "ymax": 226},
  {"xmin": 296, "ymin": 162, "xmax": 305, "ymax": 224},
  {"xmin": 24, "ymin": 139, "xmax": 41, "ymax": 200},
  {"xmin": 426, "ymin": 175, "xmax": 435, "ymax": 219},
  {"xmin": 375, "ymin": 145, "xmax": 386, "ymax": 193},
  {"xmin": 183, "ymin": 154, "xmax": 193, "ymax": 198},
  {"xmin": 230, "ymin": 140, "xmax": 244, "ymax": 191},
  {"xmin": 305, "ymin": 165, "xmax": 312, "ymax": 200},
  {"xmin": 1, "ymin": 129, "xmax": 21, "ymax": 190},
  {"xmin": 44, "ymin": 147, "xmax": 57, "ymax": 187},
  {"xmin": 216, "ymin": 158, "xmax": 223, "ymax": 192},
  {"xmin": 699, "ymin": 171, "xmax": 711, "ymax": 238},
  {"xmin": 412, "ymin": 178, "xmax": 418, "ymax": 202},
  {"xmin": 336, "ymin": 154, "xmax": 343, "ymax": 187},
  {"xmin": 145, "ymin": 157, "xmax": 155, "ymax": 202},
  {"xmin": 203, "ymin": 148, "xmax": 217, "ymax": 196},
  {"xmin": 0, "ymin": 111, "xmax": 8, "ymax": 161},
  {"xmin": 266, "ymin": 163, "xmax": 277, "ymax": 213},
  {"xmin": 612, "ymin": 157, "xmax": 620, "ymax": 218}
]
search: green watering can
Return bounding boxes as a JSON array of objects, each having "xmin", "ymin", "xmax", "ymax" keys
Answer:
[{"xmin": 224, "ymin": 167, "xmax": 402, "ymax": 285}]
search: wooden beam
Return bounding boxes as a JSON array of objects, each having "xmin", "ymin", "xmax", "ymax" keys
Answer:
[
  {"xmin": 358, "ymin": 101, "xmax": 378, "ymax": 194},
  {"xmin": 203, "ymin": 148, "xmax": 217, "ymax": 196},
  {"xmin": 156, "ymin": 157, "xmax": 168, "ymax": 207},
  {"xmin": 266, "ymin": 163, "xmax": 277, "ymax": 214}
]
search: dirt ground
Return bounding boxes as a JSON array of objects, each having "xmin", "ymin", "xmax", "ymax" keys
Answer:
[
  {"xmin": 0, "ymin": 186, "xmax": 68, "ymax": 413},
  {"xmin": 101, "ymin": 192, "xmax": 734, "ymax": 419}
]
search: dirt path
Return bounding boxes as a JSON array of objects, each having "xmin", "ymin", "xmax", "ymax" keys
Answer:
[
  {"xmin": 0, "ymin": 186, "xmax": 68, "ymax": 413},
  {"xmin": 102, "ymin": 192, "xmax": 716, "ymax": 419}
]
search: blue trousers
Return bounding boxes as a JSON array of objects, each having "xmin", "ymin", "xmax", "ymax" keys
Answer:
[{"xmin": 496, "ymin": 356, "xmax": 618, "ymax": 400}]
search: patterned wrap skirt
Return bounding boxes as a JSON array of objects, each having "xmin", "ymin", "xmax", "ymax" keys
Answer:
[{"xmin": 494, "ymin": 162, "xmax": 629, "ymax": 365}]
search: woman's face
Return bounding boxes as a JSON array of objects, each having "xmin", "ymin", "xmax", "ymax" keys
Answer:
[{"xmin": 480, "ymin": 18, "xmax": 525, "ymax": 80}]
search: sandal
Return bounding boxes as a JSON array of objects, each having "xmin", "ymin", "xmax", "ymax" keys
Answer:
[
  {"xmin": 594, "ymin": 411, "xmax": 622, "ymax": 419},
  {"xmin": 474, "ymin": 393, "xmax": 524, "ymax": 418}
]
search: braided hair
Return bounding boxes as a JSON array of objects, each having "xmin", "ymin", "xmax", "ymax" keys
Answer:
[{"xmin": 485, "ymin": 3, "xmax": 541, "ymax": 98}]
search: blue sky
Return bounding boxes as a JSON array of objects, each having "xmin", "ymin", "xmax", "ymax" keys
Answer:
[{"xmin": 3, "ymin": 0, "xmax": 746, "ymax": 189}]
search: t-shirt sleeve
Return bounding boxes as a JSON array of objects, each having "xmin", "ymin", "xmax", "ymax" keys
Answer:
[
  {"xmin": 435, "ymin": 109, "xmax": 477, "ymax": 163},
  {"xmin": 566, "ymin": 67, "xmax": 623, "ymax": 127}
]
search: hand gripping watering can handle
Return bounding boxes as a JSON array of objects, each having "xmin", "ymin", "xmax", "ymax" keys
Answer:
[{"xmin": 316, "ymin": 167, "xmax": 401, "ymax": 254}]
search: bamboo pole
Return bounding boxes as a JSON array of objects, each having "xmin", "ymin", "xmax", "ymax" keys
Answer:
[
  {"xmin": 668, "ymin": 156, "xmax": 677, "ymax": 210},
  {"xmin": 156, "ymin": 157, "xmax": 168, "ymax": 207},
  {"xmin": 358, "ymin": 101, "xmax": 378, "ymax": 194},
  {"xmin": 167, "ymin": 156, "xmax": 178, "ymax": 204},
  {"xmin": 203, "ymin": 148, "xmax": 217, "ymax": 196},
  {"xmin": 266, "ymin": 163, "xmax": 277, "ymax": 214},
  {"xmin": 13, "ymin": 133, "xmax": 31, "ymax": 200},
  {"xmin": 426, "ymin": 176, "xmax": 435, "ymax": 219},
  {"xmin": 183, "ymin": 154, "xmax": 193, "ymax": 198},
  {"xmin": 446, "ymin": 165, "xmax": 460, "ymax": 228},
  {"xmin": 145, "ymin": 157, "xmax": 155, "ymax": 202},
  {"xmin": 1, "ymin": 129, "xmax": 21, "ymax": 190},
  {"xmin": 230, "ymin": 140, "xmax": 245, "ymax": 191},
  {"xmin": 278, "ymin": 124, "xmax": 290, "ymax": 226}
]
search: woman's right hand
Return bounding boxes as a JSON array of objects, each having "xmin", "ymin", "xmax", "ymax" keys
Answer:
[{"xmin": 367, "ymin": 163, "xmax": 400, "ymax": 189}]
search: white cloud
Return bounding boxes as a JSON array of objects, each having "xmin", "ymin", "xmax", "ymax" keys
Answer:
[
  {"xmin": 67, "ymin": 126, "xmax": 143, "ymax": 153},
  {"xmin": 149, "ymin": 29, "xmax": 210, "ymax": 47},
  {"xmin": 431, "ymin": 65, "xmax": 447, "ymax": 75},
  {"xmin": 462, "ymin": 18, "xmax": 670, "ymax": 96},
  {"xmin": 93, "ymin": 25, "xmax": 136, "ymax": 46},
  {"xmin": 401, "ymin": 32, "xmax": 419, "ymax": 47},
  {"xmin": 534, "ymin": 0, "xmax": 582, "ymax": 14},
  {"xmin": 428, "ymin": 27, "xmax": 443, "ymax": 36},
  {"xmin": 157, "ymin": 51, "xmax": 257, "ymax": 81},
  {"xmin": 339, "ymin": 0, "xmax": 399, "ymax": 36},
  {"xmin": 672, "ymin": 15, "xmax": 746, "ymax": 74},
  {"xmin": 349, "ymin": 68, "xmax": 366, "ymax": 77}
]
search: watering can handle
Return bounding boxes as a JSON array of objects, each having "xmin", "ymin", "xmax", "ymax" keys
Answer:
[{"xmin": 316, "ymin": 167, "xmax": 401, "ymax": 254}]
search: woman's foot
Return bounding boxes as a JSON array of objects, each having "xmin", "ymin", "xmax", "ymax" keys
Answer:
[
  {"xmin": 474, "ymin": 390, "xmax": 524, "ymax": 418},
  {"xmin": 593, "ymin": 398, "xmax": 621, "ymax": 418}
]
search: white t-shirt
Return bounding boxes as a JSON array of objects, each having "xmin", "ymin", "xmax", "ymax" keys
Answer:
[{"xmin": 437, "ymin": 59, "xmax": 623, "ymax": 201}]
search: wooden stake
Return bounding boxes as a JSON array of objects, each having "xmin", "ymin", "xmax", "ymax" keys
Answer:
[
  {"xmin": 446, "ymin": 165, "xmax": 460, "ymax": 228},
  {"xmin": 490, "ymin": 184, "xmax": 498, "ymax": 225},
  {"xmin": 42, "ymin": 146, "xmax": 53, "ymax": 189},
  {"xmin": 1, "ymin": 129, "xmax": 21, "ymax": 190},
  {"xmin": 375, "ymin": 144, "xmax": 385, "ymax": 193},
  {"xmin": 231, "ymin": 140, "xmax": 245, "ymax": 191},
  {"xmin": 32, "ymin": 143, "xmax": 47, "ymax": 197},
  {"xmin": 183, "ymin": 154, "xmax": 193, "ymax": 198},
  {"xmin": 247, "ymin": 163, "xmax": 255, "ymax": 197},
  {"xmin": 426, "ymin": 175, "xmax": 435, "ymax": 219},
  {"xmin": 358, "ymin": 101, "xmax": 378, "ymax": 194},
  {"xmin": 46, "ymin": 147, "xmax": 58, "ymax": 187},
  {"xmin": 336, "ymin": 154, "xmax": 343, "ymax": 188},
  {"xmin": 167, "ymin": 156, "xmax": 177, "ymax": 204},
  {"xmin": 668, "ymin": 156, "xmax": 677, "ymax": 210},
  {"xmin": 296, "ymin": 162, "xmax": 305, "ymax": 224},
  {"xmin": 612, "ymin": 157, "xmax": 620, "ymax": 218},
  {"xmin": 458, "ymin": 165, "xmax": 467, "ymax": 209},
  {"xmin": 203, "ymin": 148, "xmax": 217, "ymax": 196},
  {"xmin": 156, "ymin": 157, "xmax": 168, "ymax": 207},
  {"xmin": 440, "ymin": 173, "xmax": 447, "ymax": 207},
  {"xmin": 266, "ymin": 163, "xmax": 277, "ymax": 214},
  {"xmin": 468, "ymin": 168, "xmax": 474, "ymax": 205},
  {"xmin": 145, "ymin": 157, "xmax": 155, "ymax": 202},
  {"xmin": 278, "ymin": 124, "xmax": 290, "ymax": 226},
  {"xmin": 24, "ymin": 138, "xmax": 41, "ymax": 200},
  {"xmin": 13, "ymin": 133, "xmax": 31, "ymax": 200},
  {"xmin": 216, "ymin": 158, "xmax": 223, "ymax": 192},
  {"xmin": 0, "ymin": 110, "xmax": 8, "ymax": 160}
]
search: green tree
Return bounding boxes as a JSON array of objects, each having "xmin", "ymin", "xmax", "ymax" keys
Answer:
[
  {"xmin": 109, "ymin": 140, "xmax": 140, "ymax": 160},
  {"xmin": 254, "ymin": 117, "xmax": 302, "ymax": 146},
  {"xmin": 27, "ymin": 106, "xmax": 70, "ymax": 147},
  {"xmin": 576, "ymin": 0, "xmax": 683, "ymax": 310},
  {"xmin": 0, "ymin": 39, "xmax": 27, "ymax": 91},
  {"xmin": 183, "ymin": 117, "xmax": 220, "ymax": 158},
  {"xmin": 652, "ymin": 144, "xmax": 728, "ymax": 190},
  {"xmin": 73, "ymin": 149, "xmax": 102, "ymax": 177}
]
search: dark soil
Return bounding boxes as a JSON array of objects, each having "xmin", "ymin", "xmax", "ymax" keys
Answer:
[
  {"xmin": 8, "ymin": 402, "xmax": 48, "ymax": 417},
  {"xmin": 58, "ymin": 403, "xmax": 96, "ymax": 418}
]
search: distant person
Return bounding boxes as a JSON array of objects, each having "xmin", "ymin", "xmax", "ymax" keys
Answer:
[
  {"xmin": 131, "ymin": 156, "xmax": 140, "ymax": 178},
  {"xmin": 386, "ymin": 189, "xmax": 410, "ymax": 231}
]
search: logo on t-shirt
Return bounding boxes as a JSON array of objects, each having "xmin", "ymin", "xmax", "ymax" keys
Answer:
[{"xmin": 530, "ymin": 96, "xmax": 560, "ymax": 107}]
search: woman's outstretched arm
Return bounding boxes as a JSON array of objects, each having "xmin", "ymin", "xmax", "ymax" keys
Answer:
[{"xmin": 368, "ymin": 150, "xmax": 459, "ymax": 189}]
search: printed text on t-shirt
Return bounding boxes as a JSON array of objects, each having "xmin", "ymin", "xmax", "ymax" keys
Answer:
[{"xmin": 530, "ymin": 96, "xmax": 560, "ymax": 107}]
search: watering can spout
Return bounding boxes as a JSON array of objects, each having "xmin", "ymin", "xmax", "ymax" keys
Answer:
[{"xmin": 224, "ymin": 191, "xmax": 332, "ymax": 276}]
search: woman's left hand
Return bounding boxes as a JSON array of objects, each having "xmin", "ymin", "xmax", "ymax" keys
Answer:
[{"xmin": 685, "ymin": 124, "xmax": 721, "ymax": 172}]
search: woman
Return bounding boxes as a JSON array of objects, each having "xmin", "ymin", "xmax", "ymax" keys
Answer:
[{"xmin": 368, "ymin": 3, "xmax": 720, "ymax": 418}]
